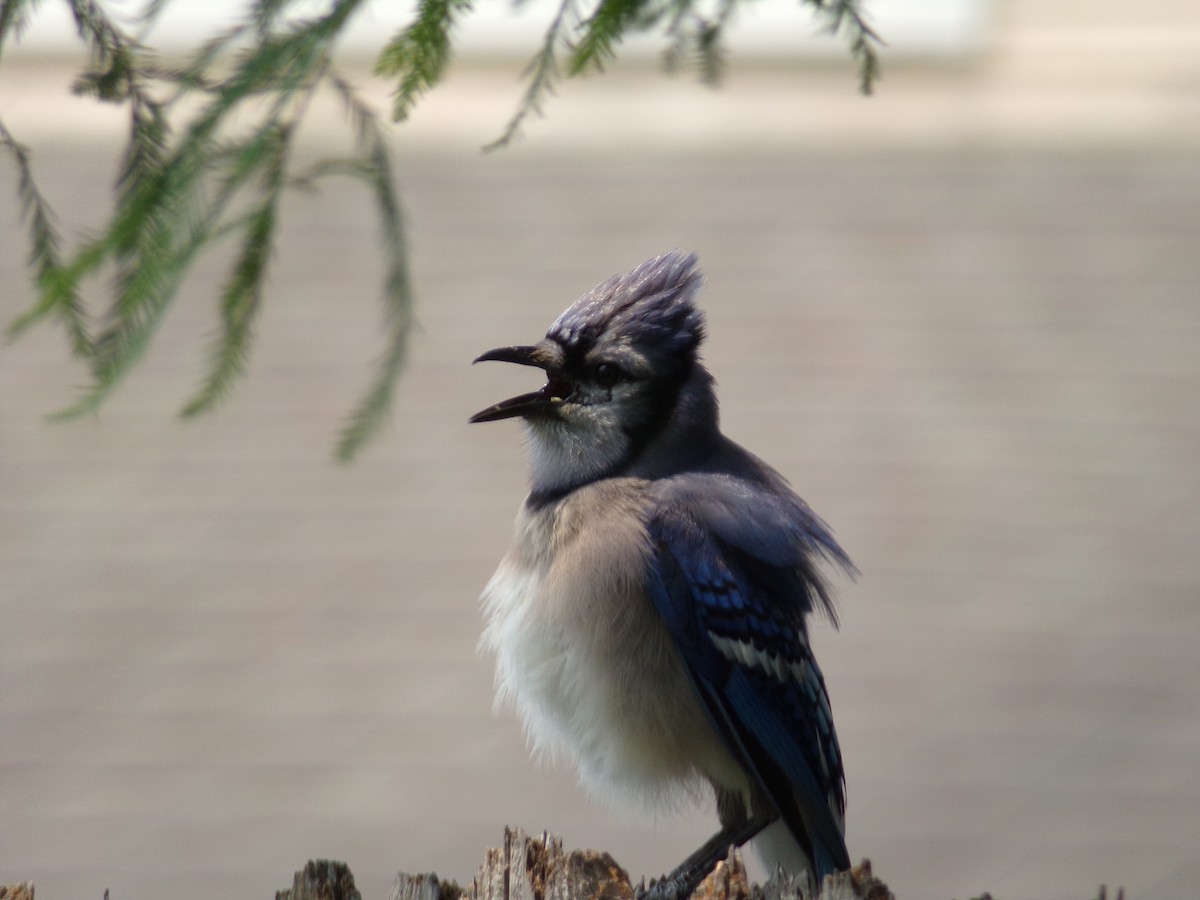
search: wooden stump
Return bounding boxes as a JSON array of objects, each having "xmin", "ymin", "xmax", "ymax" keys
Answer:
[
  {"xmin": 277, "ymin": 859, "xmax": 362, "ymax": 900},
  {"xmin": 384, "ymin": 827, "xmax": 893, "ymax": 900},
  {"xmin": 0, "ymin": 885, "xmax": 36, "ymax": 900},
  {"xmin": 2, "ymin": 827, "xmax": 1127, "ymax": 900}
]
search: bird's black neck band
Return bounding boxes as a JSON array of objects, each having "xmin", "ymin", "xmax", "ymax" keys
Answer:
[{"xmin": 523, "ymin": 362, "xmax": 710, "ymax": 512}]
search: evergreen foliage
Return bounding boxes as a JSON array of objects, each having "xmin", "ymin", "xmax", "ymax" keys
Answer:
[{"xmin": 1, "ymin": 0, "xmax": 880, "ymax": 459}]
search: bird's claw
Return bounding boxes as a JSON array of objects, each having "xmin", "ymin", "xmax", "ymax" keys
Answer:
[{"xmin": 635, "ymin": 873, "xmax": 695, "ymax": 900}]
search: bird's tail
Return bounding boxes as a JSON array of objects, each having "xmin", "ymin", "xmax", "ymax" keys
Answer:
[{"xmin": 751, "ymin": 819, "xmax": 843, "ymax": 887}]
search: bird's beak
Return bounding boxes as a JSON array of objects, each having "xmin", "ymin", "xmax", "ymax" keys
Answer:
[
  {"xmin": 473, "ymin": 345, "xmax": 544, "ymax": 368},
  {"xmin": 469, "ymin": 344, "xmax": 571, "ymax": 423}
]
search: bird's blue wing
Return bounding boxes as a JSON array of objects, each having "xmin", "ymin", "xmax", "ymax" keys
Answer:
[{"xmin": 645, "ymin": 501, "xmax": 851, "ymax": 879}]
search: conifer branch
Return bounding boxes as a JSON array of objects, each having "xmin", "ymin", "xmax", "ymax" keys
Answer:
[
  {"xmin": 815, "ymin": 0, "xmax": 883, "ymax": 95},
  {"xmin": 374, "ymin": 0, "xmax": 474, "ymax": 122},
  {"xmin": 179, "ymin": 123, "xmax": 291, "ymax": 418},
  {"xmin": 484, "ymin": 0, "xmax": 578, "ymax": 150},
  {"xmin": 46, "ymin": 1, "xmax": 373, "ymax": 420},
  {"xmin": 660, "ymin": 0, "xmax": 732, "ymax": 86},
  {"xmin": 0, "ymin": 0, "xmax": 44, "ymax": 53},
  {"xmin": 0, "ymin": 119, "xmax": 91, "ymax": 357},
  {"xmin": 3, "ymin": 0, "xmax": 880, "ymax": 457},
  {"xmin": 327, "ymin": 72, "xmax": 412, "ymax": 462},
  {"xmin": 569, "ymin": 0, "xmax": 643, "ymax": 76}
]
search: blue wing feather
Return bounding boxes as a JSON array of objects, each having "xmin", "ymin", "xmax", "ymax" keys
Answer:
[{"xmin": 645, "ymin": 496, "xmax": 851, "ymax": 879}]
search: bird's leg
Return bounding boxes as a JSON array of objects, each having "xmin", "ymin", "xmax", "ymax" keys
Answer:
[{"xmin": 635, "ymin": 811, "xmax": 776, "ymax": 900}]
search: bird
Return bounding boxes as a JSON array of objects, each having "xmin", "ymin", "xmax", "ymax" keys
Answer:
[{"xmin": 470, "ymin": 251, "xmax": 854, "ymax": 899}]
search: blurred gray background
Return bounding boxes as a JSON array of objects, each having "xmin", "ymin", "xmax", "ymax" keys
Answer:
[{"xmin": 2, "ymin": 1, "xmax": 1199, "ymax": 899}]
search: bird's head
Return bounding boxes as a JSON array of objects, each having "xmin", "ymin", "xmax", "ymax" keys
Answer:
[{"xmin": 470, "ymin": 251, "xmax": 712, "ymax": 496}]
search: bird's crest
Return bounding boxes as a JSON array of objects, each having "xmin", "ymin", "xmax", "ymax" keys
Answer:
[{"xmin": 547, "ymin": 251, "xmax": 706, "ymax": 363}]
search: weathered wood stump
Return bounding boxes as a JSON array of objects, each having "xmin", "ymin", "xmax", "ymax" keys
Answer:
[
  {"xmin": 0, "ymin": 832, "xmax": 1128, "ymax": 900},
  {"xmin": 276, "ymin": 859, "xmax": 363, "ymax": 900},
  {"xmin": 0, "ymin": 884, "xmax": 36, "ymax": 900},
  {"xmin": 392, "ymin": 827, "xmax": 888, "ymax": 900}
]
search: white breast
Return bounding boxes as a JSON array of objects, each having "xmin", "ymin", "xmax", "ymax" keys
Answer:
[{"xmin": 480, "ymin": 480, "xmax": 752, "ymax": 810}]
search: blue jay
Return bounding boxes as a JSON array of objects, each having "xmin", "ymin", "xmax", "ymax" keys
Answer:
[{"xmin": 470, "ymin": 252, "xmax": 853, "ymax": 898}]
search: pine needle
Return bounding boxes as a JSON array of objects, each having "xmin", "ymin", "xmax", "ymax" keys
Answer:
[
  {"xmin": 0, "ymin": 0, "xmax": 47, "ymax": 55},
  {"xmin": 374, "ymin": 0, "xmax": 473, "ymax": 122},
  {"xmin": 327, "ymin": 72, "xmax": 413, "ymax": 462},
  {"xmin": 814, "ymin": 0, "xmax": 884, "ymax": 95},
  {"xmin": 180, "ymin": 124, "xmax": 290, "ymax": 418},
  {"xmin": 6, "ymin": 0, "xmax": 882, "ymax": 457},
  {"xmin": 569, "ymin": 0, "xmax": 642, "ymax": 76},
  {"xmin": 485, "ymin": 0, "xmax": 577, "ymax": 151},
  {"xmin": 0, "ymin": 119, "xmax": 91, "ymax": 356}
]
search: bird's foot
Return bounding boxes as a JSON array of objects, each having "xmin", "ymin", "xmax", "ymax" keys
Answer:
[
  {"xmin": 638, "ymin": 864, "xmax": 720, "ymax": 900},
  {"xmin": 636, "ymin": 813, "xmax": 776, "ymax": 900},
  {"xmin": 635, "ymin": 869, "xmax": 705, "ymax": 900}
]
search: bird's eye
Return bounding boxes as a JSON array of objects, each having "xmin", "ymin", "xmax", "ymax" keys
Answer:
[{"xmin": 593, "ymin": 362, "xmax": 623, "ymax": 388}]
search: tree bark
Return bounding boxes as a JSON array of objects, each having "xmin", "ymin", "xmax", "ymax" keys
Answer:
[
  {"xmin": 305, "ymin": 827, "xmax": 894, "ymax": 900},
  {"xmin": 0, "ymin": 884, "xmax": 36, "ymax": 900},
  {"xmin": 0, "ymin": 827, "xmax": 1127, "ymax": 900}
]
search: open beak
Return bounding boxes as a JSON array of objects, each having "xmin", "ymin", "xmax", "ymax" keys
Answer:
[{"xmin": 469, "ymin": 345, "xmax": 572, "ymax": 423}]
